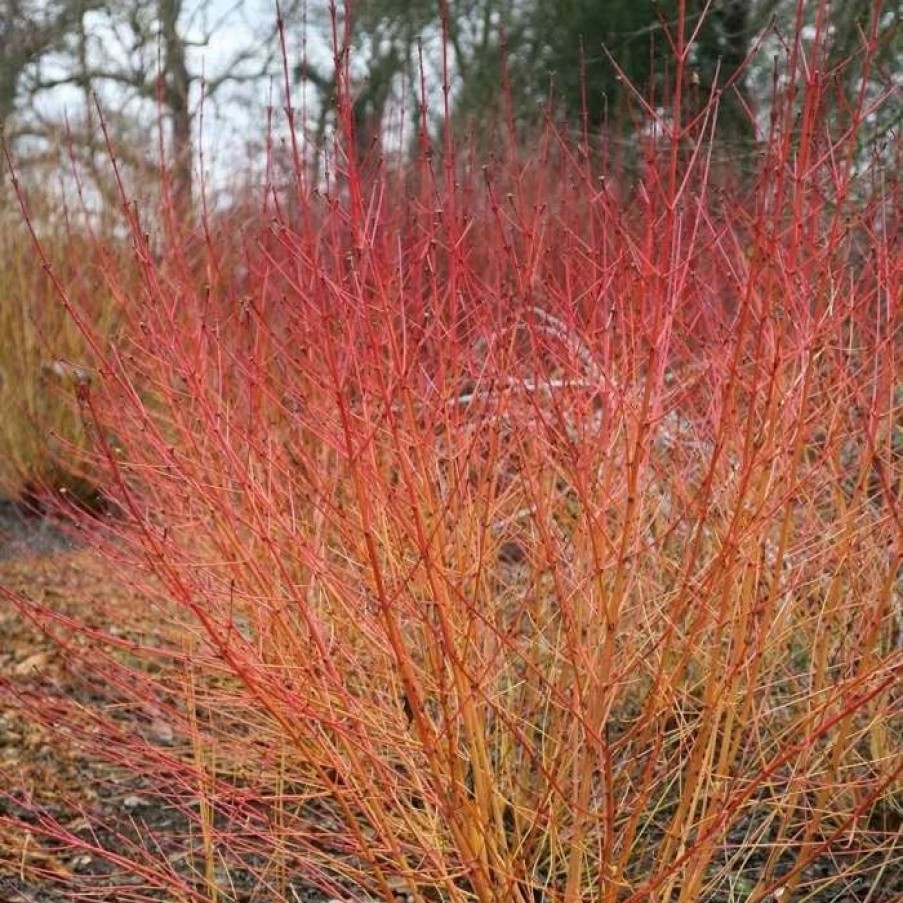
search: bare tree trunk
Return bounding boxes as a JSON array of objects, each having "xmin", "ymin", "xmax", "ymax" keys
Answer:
[{"xmin": 158, "ymin": 0, "xmax": 192, "ymax": 214}]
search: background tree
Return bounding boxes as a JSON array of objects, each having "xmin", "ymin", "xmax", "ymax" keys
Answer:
[
  {"xmin": 0, "ymin": 0, "xmax": 102, "ymax": 202},
  {"xmin": 2, "ymin": 1, "xmax": 897, "ymax": 208},
  {"xmin": 293, "ymin": 2, "xmax": 754, "ymax": 154},
  {"xmin": 1, "ymin": 2, "xmax": 85, "ymax": 132},
  {"xmin": 753, "ymin": 0, "xmax": 901, "ymax": 153},
  {"xmin": 293, "ymin": 0, "xmax": 899, "ymax": 171},
  {"xmin": 2, "ymin": 0, "xmax": 284, "ymax": 212}
]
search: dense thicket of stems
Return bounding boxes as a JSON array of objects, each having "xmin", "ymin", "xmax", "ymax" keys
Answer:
[{"xmin": 2, "ymin": 3, "xmax": 899, "ymax": 902}]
